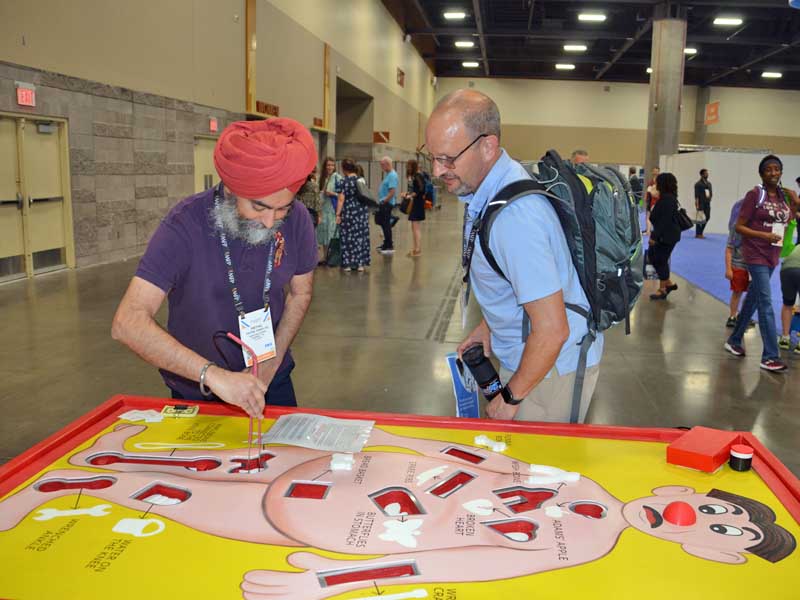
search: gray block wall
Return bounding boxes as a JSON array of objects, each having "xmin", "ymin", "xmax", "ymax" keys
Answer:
[{"xmin": 0, "ymin": 61, "xmax": 244, "ymax": 268}]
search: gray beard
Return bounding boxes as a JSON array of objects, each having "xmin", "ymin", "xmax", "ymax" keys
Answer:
[{"xmin": 213, "ymin": 199, "xmax": 283, "ymax": 246}]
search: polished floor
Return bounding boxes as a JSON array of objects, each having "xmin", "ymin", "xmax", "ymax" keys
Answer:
[{"xmin": 1, "ymin": 195, "xmax": 798, "ymax": 476}]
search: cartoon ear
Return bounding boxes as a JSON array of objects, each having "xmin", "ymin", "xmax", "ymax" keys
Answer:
[
  {"xmin": 681, "ymin": 544, "xmax": 747, "ymax": 564},
  {"xmin": 651, "ymin": 486, "xmax": 695, "ymax": 497}
]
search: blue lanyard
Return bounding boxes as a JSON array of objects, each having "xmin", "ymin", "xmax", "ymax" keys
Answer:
[{"xmin": 212, "ymin": 184, "xmax": 275, "ymax": 317}]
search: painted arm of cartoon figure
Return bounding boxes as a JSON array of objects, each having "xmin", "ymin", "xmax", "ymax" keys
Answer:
[{"xmin": 241, "ymin": 546, "xmax": 554, "ymax": 600}]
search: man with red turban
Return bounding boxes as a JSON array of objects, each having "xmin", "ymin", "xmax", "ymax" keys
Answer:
[{"xmin": 112, "ymin": 118, "xmax": 318, "ymax": 417}]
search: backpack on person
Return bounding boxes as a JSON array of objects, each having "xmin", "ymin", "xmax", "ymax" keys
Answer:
[
  {"xmin": 421, "ymin": 170, "xmax": 436, "ymax": 209},
  {"xmin": 478, "ymin": 149, "xmax": 644, "ymax": 422}
]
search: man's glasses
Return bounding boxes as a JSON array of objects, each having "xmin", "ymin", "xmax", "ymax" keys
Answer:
[{"xmin": 424, "ymin": 134, "xmax": 488, "ymax": 169}]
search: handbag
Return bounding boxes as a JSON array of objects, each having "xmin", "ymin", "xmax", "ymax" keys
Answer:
[
  {"xmin": 326, "ymin": 227, "xmax": 341, "ymax": 267},
  {"xmin": 694, "ymin": 209, "xmax": 706, "ymax": 224},
  {"xmin": 356, "ymin": 179, "xmax": 378, "ymax": 210},
  {"xmin": 399, "ymin": 196, "xmax": 412, "ymax": 215},
  {"xmin": 676, "ymin": 207, "xmax": 694, "ymax": 231}
]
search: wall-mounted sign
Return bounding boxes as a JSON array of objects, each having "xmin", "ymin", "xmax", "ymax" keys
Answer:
[
  {"xmin": 396, "ymin": 68, "xmax": 405, "ymax": 88},
  {"xmin": 256, "ymin": 101, "xmax": 279, "ymax": 117},
  {"xmin": 313, "ymin": 117, "xmax": 323, "ymax": 128},
  {"xmin": 704, "ymin": 101, "xmax": 720, "ymax": 125},
  {"xmin": 209, "ymin": 117, "xmax": 219, "ymax": 133},
  {"xmin": 15, "ymin": 82, "xmax": 36, "ymax": 107},
  {"xmin": 373, "ymin": 131, "xmax": 390, "ymax": 143}
]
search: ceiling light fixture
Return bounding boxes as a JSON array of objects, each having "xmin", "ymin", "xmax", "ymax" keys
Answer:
[
  {"xmin": 455, "ymin": 40, "xmax": 475, "ymax": 48},
  {"xmin": 564, "ymin": 44, "xmax": 588, "ymax": 52},
  {"xmin": 556, "ymin": 63, "xmax": 576, "ymax": 70},
  {"xmin": 713, "ymin": 17, "xmax": 743, "ymax": 26},
  {"xmin": 646, "ymin": 67, "xmax": 653, "ymax": 74},
  {"xmin": 578, "ymin": 13, "xmax": 606, "ymax": 22},
  {"xmin": 444, "ymin": 11, "xmax": 467, "ymax": 20},
  {"xmin": 462, "ymin": 61, "xmax": 480, "ymax": 68},
  {"xmin": 761, "ymin": 71, "xmax": 782, "ymax": 79},
  {"xmin": 684, "ymin": 47, "xmax": 698, "ymax": 55}
]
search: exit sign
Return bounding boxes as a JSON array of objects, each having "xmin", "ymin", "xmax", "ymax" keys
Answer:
[{"xmin": 15, "ymin": 82, "xmax": 36, "ymax": 107}]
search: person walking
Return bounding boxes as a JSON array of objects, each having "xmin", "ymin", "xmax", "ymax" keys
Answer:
[
  {"xmin": 695, "ymin": 169, "xmax": 713, "ymax": 238},
  {"xmin": 648, "ymin": 172, "xmax": 682, "ymax": 300},
  {"xmin": 725, "ymin": 154, "xmax": 800, "ymax": 372},
  {"xmin": 403, "ymin": 159, "xmax": 426, "ymax": 257}
]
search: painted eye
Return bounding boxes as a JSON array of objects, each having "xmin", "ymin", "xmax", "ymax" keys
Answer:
[
  {"xmin": 710, "ymin": 524, "xmax": 743, "ymax": 536},
  {"xmin": 699, "ymin": 504, "xmax": 728, "ymax": 515}
]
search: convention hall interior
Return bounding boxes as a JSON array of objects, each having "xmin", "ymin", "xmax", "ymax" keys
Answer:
[{"xmin": 1, "ymin": 0, "xmax": 799, "ymax": 483}]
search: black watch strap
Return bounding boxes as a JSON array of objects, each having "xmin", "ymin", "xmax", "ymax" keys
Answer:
[{"xmin": 501, "ymin": 385, "xmax": 523, "ymax": 405}]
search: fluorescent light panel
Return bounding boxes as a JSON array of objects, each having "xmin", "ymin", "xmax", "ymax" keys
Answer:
[
  {"xmin": 684, "ymin": 47, "xmax": 698, "ymax": 55},
  {"xmin": 444, "ymin": 11, "xmax": 467, "ymax": 20},
  {"xmin": 555, "ymin": 63, "xmax": 576, "ymax": 70},
  {"xmin": 578, "ymin": 13, "xmax": 606, "ymax": 22},
  {"xmin": 564, "ymin": 44, "xmax": 588, "ymax": 52},
  {"xmin": 462, "ymin": 61, "xmax": 480, "ymax": 68},
  {"xmin": 454, "ymin": 40, "xmax": 475, "ymax": 48},
  {"xmin": 762, "ymin": 71, "xmax": 782, "ymax": 79},
  {"xmin": 714, "ymin": 17, "xmax": 743, "ymax": 26}
]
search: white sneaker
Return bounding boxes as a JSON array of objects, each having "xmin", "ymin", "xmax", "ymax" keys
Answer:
[{"xmin": 379, "ymin": 248, "xmax": 395, "ymax": 255}]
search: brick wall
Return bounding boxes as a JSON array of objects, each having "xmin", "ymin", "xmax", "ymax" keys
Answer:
[{"xmin": 0, "ymin": 61, "xmax": 244, "ymax": 267}]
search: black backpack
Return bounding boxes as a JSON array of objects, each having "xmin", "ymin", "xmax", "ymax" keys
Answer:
[{"xmin": 477, "ymin": 150, "xmax": 644, "ymax": 422}]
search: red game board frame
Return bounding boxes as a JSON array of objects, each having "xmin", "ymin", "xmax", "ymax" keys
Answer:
[{"xmin": 2, "ymin": 394, "xmax": 798, "ymax": 526}]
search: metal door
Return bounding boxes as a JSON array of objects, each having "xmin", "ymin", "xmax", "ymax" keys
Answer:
[
  {"xmin": 193, "ymin": 137, "xmax": 218, "ymax": 193},
  {"xmin": 0, "ymin": 117, "xmax": 25, "ymax": 280}
]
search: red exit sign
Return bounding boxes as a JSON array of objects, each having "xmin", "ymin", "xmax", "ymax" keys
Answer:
[{"xmin": 16, "ymin": 83, "xmax": 36, "ymax": 107}]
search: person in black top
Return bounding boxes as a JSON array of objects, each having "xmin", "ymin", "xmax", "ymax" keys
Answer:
[
  {"xmin": 649, "ymin": 172, "xmax": 682, "ymax": 300},
  {"xmin": 694, "ymin": 168, "xmax": 713, "ymax": 238},
  {"xmin": 628, "ymin": 166, "xmax": 643, "ymax": 205}
]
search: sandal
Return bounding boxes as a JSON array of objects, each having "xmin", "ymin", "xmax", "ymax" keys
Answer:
[{"xmin": 649, "ymin": 291, "xmax": 668, "ymax": 301}]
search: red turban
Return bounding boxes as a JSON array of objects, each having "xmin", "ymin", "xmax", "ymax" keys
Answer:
[{"xmin": 213, "ymin": 118, "xmax": 317, "ymax": 199}]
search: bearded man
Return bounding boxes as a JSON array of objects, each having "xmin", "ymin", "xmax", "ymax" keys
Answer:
[{"xmin": 112, "ymin": 119, "xmax": 318, "ymax": 417}]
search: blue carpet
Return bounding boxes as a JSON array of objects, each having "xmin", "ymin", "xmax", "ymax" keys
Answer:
[{"xmin": 660, "ymin": 230, "xmax": 784, "ymax": 328}]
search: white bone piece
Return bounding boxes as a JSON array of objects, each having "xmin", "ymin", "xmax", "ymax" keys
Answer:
[
  {"xmin": 528, "ymin": 464, "xmax": 580, "ymax": 485},
  {"xmin": 330, "ymin": 453, "xmax": 355, "ymax": 471},
  {"xmin": 473, "ymin": 435, "xmax": 507, "ymax": 452},
  {"xmin": 360, "ymin": 589, "xmax": 428, "ymax": 600},
  {"xmin": 142, "ymin": 494, "xmax": 182, "ymax": 506},
  {"xmin": 378, "ymin": 519, "xmax": 423, "ymax": 548},
  {"xmin": 34, "ymin": 503, "xmax": 112, "ymax": 521},
  {"xmin": 416, "ymin": 466, "xmax": 447, "ymax": 485},
  {"xmin": 463, "ymin": 499, "xmax": 494, "ymax": 516},
  {"xmin": 545, "ymin": 506, "xmax": 565, "ymax": 518}
]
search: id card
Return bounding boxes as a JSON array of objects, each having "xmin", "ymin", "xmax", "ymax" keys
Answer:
[
  {"xmin": 238, "ymin": 307, "xmax": 277, "ymax": 367},
  {"xmin": 772, "ymin": 222, "xmax": 785, "ymax": 247}
]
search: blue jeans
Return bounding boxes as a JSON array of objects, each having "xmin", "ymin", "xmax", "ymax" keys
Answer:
[{"xmin": 728, "ymin": 264, "xmax": 778, "ymax": 361}]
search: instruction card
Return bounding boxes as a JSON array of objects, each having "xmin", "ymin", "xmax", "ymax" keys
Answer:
[
  {"xmin": 260, "ymin": 414, "xmax": 375, "ymax": 452},
  {"xmin": 447, "ymin": 352, "xmax": 480, "ymax": 418}
]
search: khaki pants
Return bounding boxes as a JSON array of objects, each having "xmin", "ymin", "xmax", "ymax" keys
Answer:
[{"xmin": 499, "ymin": 365, "xmax": 600, "ymax": 424}]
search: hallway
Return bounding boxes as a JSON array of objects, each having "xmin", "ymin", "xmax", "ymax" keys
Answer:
[{"xmin": 1, "ymin": 195, "xmax": 798, "ymax": 475}]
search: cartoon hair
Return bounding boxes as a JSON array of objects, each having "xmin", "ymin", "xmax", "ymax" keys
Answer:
[{"xmin": 707, "ymin": 489, "xmax": 796, "ymax": 563}]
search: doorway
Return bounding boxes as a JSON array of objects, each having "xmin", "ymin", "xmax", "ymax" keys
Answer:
[
  {"xmin": 0, "ymin": 115, "xmax": 74, "ymax": 281},
  {"xmin": 193, "ymin": 136, "xmax": 219, "ymax": 193}
]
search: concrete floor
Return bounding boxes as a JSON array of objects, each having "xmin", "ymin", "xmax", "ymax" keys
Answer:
[{"xmin": 1, "ymin": 194, "xmax": 798, "ymax": 476}]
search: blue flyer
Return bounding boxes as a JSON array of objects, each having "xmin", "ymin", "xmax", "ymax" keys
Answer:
[{"xmin": 446, "ymin": 352, "xmax": 480, "ymax": 418}]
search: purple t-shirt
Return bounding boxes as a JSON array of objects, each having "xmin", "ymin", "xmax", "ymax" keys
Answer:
[
  {"xmin": 135, "ymin": 188, "xmax": 317, "ymax": 398},
  {"xmin": 738, "ymin": 187, "xmax": 791, "ymax": 268}
]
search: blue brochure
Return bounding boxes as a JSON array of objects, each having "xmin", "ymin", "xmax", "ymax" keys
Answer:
[{"xmin": 446, "ymin": 352, "xmax": 480, "ymax": 418}]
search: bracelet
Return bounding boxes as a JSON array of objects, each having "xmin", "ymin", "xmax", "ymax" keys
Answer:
[{"xmin": 199, "ymin": 362, "xmax": 214, "ymax": 396}]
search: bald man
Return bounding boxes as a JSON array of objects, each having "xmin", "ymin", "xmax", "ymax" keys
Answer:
[
  {"xmin": 425, "ymin": 90, "xmax": 603, "ymax": 423},
  {"xmin": 376, "ymin": 155, "xmax": 399, "ymax": 253},
  {"xmin": 112, "ymin": 119, "xmax": 318, "ymax": 418}
]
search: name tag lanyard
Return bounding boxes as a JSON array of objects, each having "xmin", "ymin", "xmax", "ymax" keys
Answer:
[
  {"xmin": 212, "ymin": 184, "xmax": 276, "ymax": 469},
  {"xmin": 460, "ymin": 203, "xmax": 482, "ymax": 329}
]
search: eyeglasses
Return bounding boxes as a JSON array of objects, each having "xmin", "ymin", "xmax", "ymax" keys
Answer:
[{"xmin": 425, "ymin": 134, "xmax": 488, "ymax": 169}]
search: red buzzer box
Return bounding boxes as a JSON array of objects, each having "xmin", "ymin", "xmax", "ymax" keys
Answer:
[{"xmin": 666, "ymin": 426, "xmax": 741, "ymax": 473}]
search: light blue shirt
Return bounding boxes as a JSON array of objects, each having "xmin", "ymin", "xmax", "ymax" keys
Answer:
[
  {"xmin": 379, "ymin": 170, "xmax": 399, "ymax": 206},
  {"xmin": 461, "ymin": 150, "xmax": 604, "ymax": 376}
]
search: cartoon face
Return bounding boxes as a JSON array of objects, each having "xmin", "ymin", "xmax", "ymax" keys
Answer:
[{"xmin": 623, "ymin": 486, "xmax": 768, "ymax": 564}]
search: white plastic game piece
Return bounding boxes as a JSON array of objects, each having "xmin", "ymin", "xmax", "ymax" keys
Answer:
[
  {"xmin": 330, "ymin": 452, "xmax": 355, "ymax": 471},
  {"xmin": 378, "ymin": 519, "xmax": 423, "ymax": 548},
  {"xmin": 462, "ymin": 499, "xmax": 494, "ymax": 516},
  {"xmin": 34, "ymin": 503, "xmax": 112, "ymax": 521},
  {"xmin": 473, "ymin": 435, "xmax": 507, "ymax": 452},
  {"xmin": 360, "ymin": 589, "xmax": 428, "ymax": 600},
  {"xmin": 545, "ymin": 506, "xmax": 565, "ymax": 519},
  {"xmin": 527, "ymin": 464, "xmax": 580, "ymax": 485},
  {"xmin": 118, "ymin": 409, "xmax": 164, "ymax": 423}
]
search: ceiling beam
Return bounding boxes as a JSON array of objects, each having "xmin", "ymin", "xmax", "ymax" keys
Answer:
[
  {"xmin": 595, "ymin": 18, "xmax": 652, "ymax": 80},
  {"xmin": 527, "ymin": 0, "xmax": 535, "ymax": 31},
  {"xmin": 472, "ymin": 0, "xmax": 490, "ymax": 76},
  {"xmin": 407, "ymin": 0, "xmax": 439, "ymax": 47},
  {"xmin": 704, "ymin": 34, "xmax": 800, "ymax": 84}
]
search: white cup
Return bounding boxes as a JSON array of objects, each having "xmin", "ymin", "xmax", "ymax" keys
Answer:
[{"xmin": 112, "ymin": 517, "xmax": 165, "ymax": 538}]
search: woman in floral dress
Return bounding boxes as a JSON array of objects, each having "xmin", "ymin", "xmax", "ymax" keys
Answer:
[{"xmin": 335, "ymin": 158, "xmax": 371, "ymax": 272}]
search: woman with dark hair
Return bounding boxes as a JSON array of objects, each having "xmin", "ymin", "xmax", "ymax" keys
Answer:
[
  {"xmin": 648, "ymin": 172, "xmax": 681, "ymax": 300},
  {"xmin": 725, "ymin": 154, "xmax": 800, "ymax": 372},
  {"xmin": 317, "ymin": 157, "xmax": 340, "ymax": 265},
  {"xmin": 401, "ymin": 159, "xmax": 426, "ymax": 257},
  {"xmin": 335, "ymin": 158, "xmax": 371, "ymax": 272}
]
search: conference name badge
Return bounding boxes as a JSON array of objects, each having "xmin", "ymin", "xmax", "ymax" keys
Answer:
[{"xmin": 238, "ymin": 307, "xmax": 277, "ymax": 367}]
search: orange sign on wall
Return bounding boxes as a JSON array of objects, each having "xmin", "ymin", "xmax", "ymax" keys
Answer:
[{"xmin": 704, "ymin": 101, "xmax": 720, "ymax": 125}]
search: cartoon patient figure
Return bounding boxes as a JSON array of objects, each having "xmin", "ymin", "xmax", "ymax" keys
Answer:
[{"xmin": 0, "ymin": 424, "xmax": 795, "ymax": 599}]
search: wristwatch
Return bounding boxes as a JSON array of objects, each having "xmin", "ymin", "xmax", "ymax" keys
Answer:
[{"xmin": 500, "ymin": 385, "xmax": 523, "ymax": 405}]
